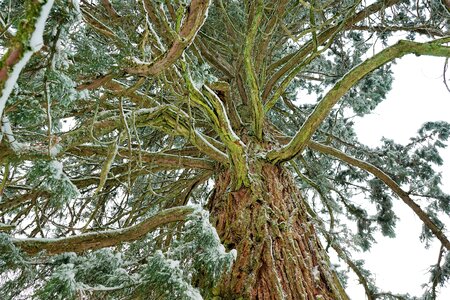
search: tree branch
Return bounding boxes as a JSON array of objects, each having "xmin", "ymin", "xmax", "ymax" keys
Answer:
[
  {"xmin": 267, "ymin": 38, "xmax": 450, "ymax": 164},
  {"xmin": 125, "ymin": 0, "xmax": 211, "ymax": 76},
  {"xmin": 100, "ymin": 0, "xmax": 121, "ymax": 20},
  {"xmin": 243, "ymin": 0, "xmax": 264, "ymax": 141},
  {"xmin": 328, "ymin": 240, "xmax": 375, "ymax": 300},
  {"xmin": 69, "ymin": 145, "xmax": 215, "ymax": 170},
  {"xmin": 60, "ymin": 106, "xmax": 228, "ymax": 164},
  {"xmin": 181, "ymin": 65, "xmax": 248, "ymax": 186},
  {"xmin": 350, "ymin": 25, "xmax": 446, "ymax": 37},
  {"xmin": 0, "ymin": 0, "xmax": 55, "ymax": 119},
  {"xmin": 194, "ymin": 38, "xmax": 233, "ymax": 78},
  {"xmin": 308, "ymin": 141, "xmax": 450, "ymax": 251},
  {"xmin": 12, "ymin": 206, "xmax": 196, "ymax": 255},
  {"xmin": 262, "ymin": 0, "xmax": 403, "ymax": 101}
]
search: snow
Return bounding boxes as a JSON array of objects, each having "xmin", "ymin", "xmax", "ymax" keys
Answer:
[
  {"xmin": 311, "ymin": 265, "xmax": 320, "ymax": 281},
  {"xmin": 59, "ymin": 263, "xmax": 76, "ymax": 281},
  {"xmin": 49, "ymin": 144, "xmax": 61, "ymax": 157},
  {"xmin": 0, "ymin": 0, "xmax": 55, "ymax": 119},
  {"xmin": 194, "ymin": 129, "xmax": 226, "ymax": 159},
  {"xmin": 49, "ymin": 160, "xmax": 64, "ymax": 179},
  {"xmin": 185, "ymin": 287, "xmax": 203, "ymax": 300},
  {"xmin": 71, "ymin": 0, "xmax": 80, "ymax": 13},
  {"xmin": 0, "ymin": 17, "xmax": 16, "ymax": 37},
  {"xmin": 166, "ymin": 258, "xmax": 181, "ymax": 270},
  {"xmin": 229, "ymin": 249, "xmax": 237, "ymax": 260},
  {"xmin": 131, "ymin": 56, "xmax": 147, "ymax": 66},
  {"xmin": 29, "ymin": 0, "xmax": 55, "ymax": 51},
  {"xmin": 0, "ymin": 51, "xmax": 33, "ymax": 119},
  {"xmin": 204, "ymin": 85, "xmax": 243, "ymax": 144},
  {"xmin": 1, "ymin": 116, "xmax": 25, "ymax": 152}
]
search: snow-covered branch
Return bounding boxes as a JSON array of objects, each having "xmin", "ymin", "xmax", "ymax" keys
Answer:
[
  {"xmin": 0, "ymin": 0, "xmax": 54, "ymax": 119},
  {"xmin": 60, "ymin": 106, "xmax": 228, "ymax": 164},
  {"xmin": 1, "ymin": 116, "xmax": 26, "ymax": 152},
  {"xmin": 182, "ymin": 67, "xmax": 248, "ymax": 186}
]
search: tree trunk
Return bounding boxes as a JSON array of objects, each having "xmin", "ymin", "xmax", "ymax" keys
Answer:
[{"xmin": 208, "ymin": 162, "xmax": 349, "ymax": 300}]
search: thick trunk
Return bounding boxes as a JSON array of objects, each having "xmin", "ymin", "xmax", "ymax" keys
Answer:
[{"xmin": 208, "ymin": 163, "xmax": 348, "ymax": 300}]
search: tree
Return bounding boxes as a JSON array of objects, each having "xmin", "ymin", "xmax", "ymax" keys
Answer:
[{"xmin": 0, "ymin": 0, "xmax": 450, "ymax": 299}]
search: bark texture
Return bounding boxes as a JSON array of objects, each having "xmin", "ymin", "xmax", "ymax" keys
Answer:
[{"xmin": 208, "ymin": 162, "xmax": 348, "ymax": 300}]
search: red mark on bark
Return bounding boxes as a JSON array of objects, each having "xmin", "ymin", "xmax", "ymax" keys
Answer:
[{"xmin": 0, "ymin": 47, "xmax": 23, "ymax": 83}]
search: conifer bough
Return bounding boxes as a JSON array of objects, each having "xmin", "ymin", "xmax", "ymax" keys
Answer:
[{"xmin": 0, "ymin": 0, "xmax": 450, "ymax": 299}]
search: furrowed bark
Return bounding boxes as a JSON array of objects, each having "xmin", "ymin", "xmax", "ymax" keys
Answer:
[
  {"xmin": 209, "ymin": 163, "xmax": 349, "ymax": 300},
  {"xmin": 12, "ymin": 206, "xmax": 195, "ymax": 255},
  {"xmin": 267, "ymin": 38, "xmax": 450, "ymax": 164},
  {"xmin": 308, "ymin": 141, "xmax": 450, "ymax": 251}
]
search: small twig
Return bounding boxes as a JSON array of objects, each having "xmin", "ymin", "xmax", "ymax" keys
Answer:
[
  {"xmin": 430, "ymin": 244, "xmax": 445, "ymax": 298},
  {"xmin": 443, "ymin": 58, "xmax": 450, "ymax": 93},
  {"xmin": 119, "ymin": 97, "xmax": 132, "ymax": 191}
]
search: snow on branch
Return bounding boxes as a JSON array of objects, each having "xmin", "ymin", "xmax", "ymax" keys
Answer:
[
  {"xmin": 181, "ymin": 63, "xmax": 248, "ymax": 186},
  {"xmin": 58, "ymin": 106, "xmax": 228, "ymax": 164},
  {"xmin": 0, "ymin": 116, "xmax": 25, "ymax": 152},
  {"xmin": 68, "ymin": 145, "xmax": 215, "ymax": 170},
  {"xmin": 0, "ymin": 0, "xmax": 55, "ymax": 119}
]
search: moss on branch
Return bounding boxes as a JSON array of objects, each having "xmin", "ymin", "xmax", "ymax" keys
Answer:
[
  {"xmin": 13, "ymin": 206, "xmax": 196, "ymax": 255},
  {"xmin": 267, "ymin": 38, "xmax": 450, "ymax": 164}
]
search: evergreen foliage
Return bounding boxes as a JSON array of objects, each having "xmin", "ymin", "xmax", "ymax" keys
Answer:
[{"xmin": 0, "ymin": 0, "xmax": 450, "ymax": 299}]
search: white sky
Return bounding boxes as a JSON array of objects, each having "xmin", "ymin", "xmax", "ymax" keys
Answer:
[{"xmin": 347, "ymin": 55, "xmax": 450, "ymax": 299}]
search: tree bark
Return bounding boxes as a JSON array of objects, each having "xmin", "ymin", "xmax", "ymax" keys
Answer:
[{"xmin": 208, "ymin": 162, "xmax": 349, "ymax": 300}]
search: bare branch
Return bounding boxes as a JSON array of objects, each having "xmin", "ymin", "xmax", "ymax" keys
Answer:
[
  {"xmin": 100, "ymin": 0, "xmax": 121, "ymax": 20},
  {"xmin": 350, "ymin": 25, "xmax": 446, "ymax": 37}
]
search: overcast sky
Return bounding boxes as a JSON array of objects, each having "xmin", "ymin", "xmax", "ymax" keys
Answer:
[{"xmin": 347, "ymin": 55, "xmax": 450, "ymax": 298}]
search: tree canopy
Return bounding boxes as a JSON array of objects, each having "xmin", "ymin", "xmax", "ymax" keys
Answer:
[{"xmin": 1, "ymin": 0, "xmax": 450, "ymax": 299}]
